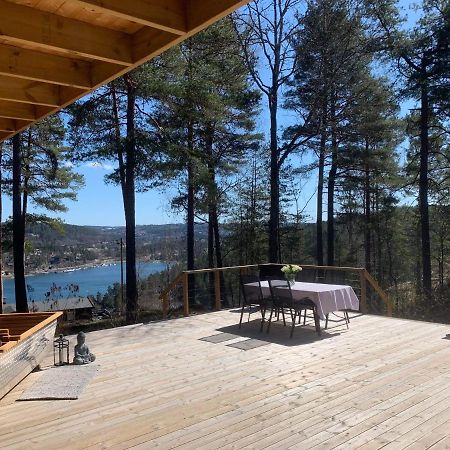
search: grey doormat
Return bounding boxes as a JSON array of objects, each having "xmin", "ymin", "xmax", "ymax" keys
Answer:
[
  {"xmin": 199, "ymin": 333, "xmax": 237, "ymax": 343},
  {"xmin": 227, "ymin": 339, "xmax": 270, "ymax": 350},
  {"xmin": 18, "ymin": 365, "xmax": 97, "ymax": 401}
]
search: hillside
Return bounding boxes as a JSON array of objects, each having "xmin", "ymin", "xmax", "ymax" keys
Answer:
[{"xmin": 2, "ymin": 223, "xmax": 208, "ymax": 274}]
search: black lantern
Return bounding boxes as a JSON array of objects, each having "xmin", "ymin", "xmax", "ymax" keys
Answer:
[{"xmin": 53, "ymin": 334, "xmax": 69, "ymax": 366}]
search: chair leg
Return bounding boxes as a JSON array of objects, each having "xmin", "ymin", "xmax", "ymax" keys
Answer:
[
  {"xmin": 345, "ymin": 311, "xmax": 349, "ymax": 329},
  {"xmin": 281, "ymin": 308, "xmax": 286, "ymax": 326},
  {"xmin": 303, "ymin": 309, "xmax": 307, "ymax": 325},
  {"xmin": 239, "ymin": 304, "xmax": 245, "ymax": 329},
  {"xmin": 325, "ymin": 314, "xmax": 329, "ymax": 329},
  {"xmin": 260, "ymin": 306, "xmax": 266, "ymax": 332},
  {"xmin": 267, "ymin": 308, "xmax": 274, "ymax": 333}
]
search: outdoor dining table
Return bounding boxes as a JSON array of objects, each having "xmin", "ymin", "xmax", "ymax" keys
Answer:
[{"xmin": 249, "ymin": 280, "xmax": 360, "ymax": 321}]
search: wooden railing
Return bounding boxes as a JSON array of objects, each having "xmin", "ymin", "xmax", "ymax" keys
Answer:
[{"xmin": 159, "ymin": 263, "xmax": 393, "ymax": 319}]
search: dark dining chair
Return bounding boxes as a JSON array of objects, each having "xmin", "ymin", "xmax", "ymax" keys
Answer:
[
  {"xmin": 266, "ymin": 277, "xmax": 288, "ymax": 328},
  {"xmin": 239, "ymin": 275, "xmax": 271, "ymax": 331},
  {"xmin": 267, "ymin": 277, "xmax": 321, "ymax": 337}
]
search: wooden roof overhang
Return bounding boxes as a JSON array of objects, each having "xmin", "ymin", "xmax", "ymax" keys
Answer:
[{"xmin": 0, "ymin": 0, "xmax": 249, "ymax": 143}]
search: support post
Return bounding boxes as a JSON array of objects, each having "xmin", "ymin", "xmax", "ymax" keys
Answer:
[
  {"xmin": 360, "ymin": 269, "xmax": 367, "ymax": 314},
  {"xmin": 162, "ymin": 293, "xmax": 169, "ymax": 320},
  {"xmin": 214, "ymin": 270, "xmax": 221, "ymax": 311},
  {"xmin": 183, "ymin": 272, "xmax": 189, "ymax": 317}
]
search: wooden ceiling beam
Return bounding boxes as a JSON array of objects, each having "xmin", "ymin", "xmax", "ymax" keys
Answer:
[
  {"xmin": 0, "ymin": 100, "xmax": 37, "ymax": 121},
  {"xmin": 130, "ymin": 1, "xmax": 248, "ymax": 68},
  {"xmin": 0, "ymin": 0, "xmax": 133, "ymax": 66},
  {"xmin": 0, "ymin": 118, "xmax": 15, "ymax": 132},
  {"xmin": 0, "ymin": 44, "xmax": 93, "ymax": 89},
  {"xmin": 131, "ymin": 28, "xmax": 180, "ymax": 65},
  {"xmin": 0, "ymin": 0, "xmax": 252, "ymax": 144},
  {"xmin": 187, "ymin": 0, "xmax": 249, "ymax": 32},
  {"xmin": 74, "ymin": 0, "xmax": 187, "ymax": 36},
  {"xmin": 0, "ymin": 118, "xmax": 31, "ymax": 132},
  {"xmin": 0, "ymin": 76, "xmax": 60, "ymax": 107}
]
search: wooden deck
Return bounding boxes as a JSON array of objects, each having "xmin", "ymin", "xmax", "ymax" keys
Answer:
[{"xmin": 1, "ymin": 310, "xmax": 450, "ymax": 449}]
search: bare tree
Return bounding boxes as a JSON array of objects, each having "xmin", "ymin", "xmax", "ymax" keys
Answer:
[{"xmin": 233, "ymin": 0, "xmax": 314, "ymax": 263}]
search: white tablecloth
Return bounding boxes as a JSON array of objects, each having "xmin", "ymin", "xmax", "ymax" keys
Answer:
[{"xmin": 250, "ymin": 281, "xmax": 360, "ymax": 320}]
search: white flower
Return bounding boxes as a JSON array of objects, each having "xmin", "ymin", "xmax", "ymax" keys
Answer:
[{"xmin": 281, "ymin": 264, "xmax": 302, "ymax": 275}]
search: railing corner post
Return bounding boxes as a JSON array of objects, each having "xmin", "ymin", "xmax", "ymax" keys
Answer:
[
  {"xmin": 162, "ymin": 293, "xmax": 169, "ymax": 320},
  {"xmin": 183, "ymin": 272, "xmax": 189, "ymax": 317},
  {"xmin": 214, "ymin": 270, "xmax": 221, "ymax": 311},
  {"xmin": 360, "ymin": 269, "xmax": 367, "ymax": 314},
  {"xmin": 387, "ymin": 299, "xmax": 393, "ymax": 317}
]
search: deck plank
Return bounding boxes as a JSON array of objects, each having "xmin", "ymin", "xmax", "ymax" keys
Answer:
[{"xmin": 1, "ymin": 310, "xmax": 449, "ymax": 449}]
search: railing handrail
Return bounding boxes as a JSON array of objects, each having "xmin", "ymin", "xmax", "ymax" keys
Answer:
[
  {"xmin": 260, "ymin": 263, "xmax": 365, "ymax": 272},
  {"xmin": 182, "ymin": 264, "xmax": 259, "ymax": 275},
  {"xmin": 159, "ymin": 263, "xmax": 392, "ymax": 319}
]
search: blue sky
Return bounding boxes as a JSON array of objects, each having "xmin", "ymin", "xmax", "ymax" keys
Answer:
[
  {"xmin": 2, "ymin": 164, "xmax": 179, "ymax": 226},
  {"xmin": 1, "ymin": 0, "xmax": 419, "ymax": 227}
]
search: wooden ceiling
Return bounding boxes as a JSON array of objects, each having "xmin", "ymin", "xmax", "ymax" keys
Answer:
[{"xmin": 0, "ymin": 0, "xmax": 249, "ymax": 143}]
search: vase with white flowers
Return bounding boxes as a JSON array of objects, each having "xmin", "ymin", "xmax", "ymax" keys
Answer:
[{"xmin": 281, "ymin": 264, "xmax": 302, "ymax": 285}]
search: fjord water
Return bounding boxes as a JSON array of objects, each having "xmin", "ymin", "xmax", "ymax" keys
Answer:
[{"xmin": 3, "ymin": 261, "xmax": 167, "ymax": 304}]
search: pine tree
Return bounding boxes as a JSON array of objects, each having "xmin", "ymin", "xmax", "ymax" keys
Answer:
[
  {"xmin": 338, "ymin": 75, "xmax": 401, "ymax": 277},
  {"xmin": 368, "ymin": 0, "xmax": 450, "ymax": 296},
  {"xmin": 286, "ymin": 0, "xmax": 377, "ymax": 266},
  {"xmin": 145, "ymin": 20, "xmax": 260, "ymax": 304},
  {"xmin": 68, "ymin": 67, "xmax": 161, "ymax": 323},
  {"xmin": 4, "ymin": 117, "xmax": 83, "ymax": 311}
]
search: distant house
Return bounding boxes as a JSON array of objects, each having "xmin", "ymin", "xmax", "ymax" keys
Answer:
[
  {"xmin": 49, "ymin": 256, "xmax": 61, "ymax": 265},
  {"xmin": 29, "ymin": 297, "xmax": 95, "ymax": 321}
]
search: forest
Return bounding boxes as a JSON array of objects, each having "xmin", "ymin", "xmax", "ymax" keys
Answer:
[{"xmin": 0, "ymin": 0, "xmax": 449, "ymax": 323}]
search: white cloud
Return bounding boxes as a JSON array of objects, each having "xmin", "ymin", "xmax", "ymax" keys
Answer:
[{"xmin": 85, "ymin": 162, "xmax": 115, "ymax": 171}]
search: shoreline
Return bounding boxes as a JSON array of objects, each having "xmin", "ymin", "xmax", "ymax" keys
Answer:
[
  {"xmin": 2, "ymin": 258, "xmax": 164, "ymax": 280},
  {"xmin": 2, "ymin": 259, "xmax": 119, "ymax": 280}
]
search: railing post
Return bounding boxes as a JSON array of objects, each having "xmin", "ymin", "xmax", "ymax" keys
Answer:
[
  {"xmin": 360, "ymin": 269, "xmax": 367, "ymax": 314},
  {"xmin": 214, "ymin": 270, "xmax": 221, "ymax": 311},
  {"xmin": 386, "ymin": 298, "xmax": 393, "ymax": 317},
  {"xmin": 183, "ymin": 272, "xmax": 189, "ymax": 317},
  {"xmin": 162, "ymin": 293, "xmax": 169, "ymax": 320}
]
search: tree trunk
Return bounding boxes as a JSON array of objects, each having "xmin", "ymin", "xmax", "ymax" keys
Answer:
[
  {"xmin": 347, "ymin": 202, "xmax": 356, "ymax": 265},
  {"xmin": 364, "ymin": 155, "xmax": 371, "ymax": 273},
  {"xmin": 186, "ymin": 121, "xmax": 196, "ymax": 304},
  {"xmin": 249, "ymin": 158, "xmax": 257, "ymax": 263},
  {"xmin": 12, "ymin": 134, "xmax": 28, "ymax": 312},
  {"xmin": 327, "ymin": 116, "xmax": 337, "ymax": 266},
  {"xmin": 206, "ymin": 128, "xmax": 215, "ymax": 303},
  {"xmin": 438, "ymin": 232, "xmax": 444, "ymax": 289},
  {"xmin": 111, "ymin": 83, "xmax": 126, "ymax": 203},
  {"xmin": 212, "ymin": 206, "xmax": 227, "ymax": 306},
  {"xmin": 316, "ymin": 130, "xmax": 326, "ymax": 266},
  {"xmin": 375, "ymin": 188, "xmax": 382, "ymax": 282},
  {"xmin": 124, "ymin": 76, "xmax": 138, "ymax": 323},
  {"xmin": 419, "ymin": 64, "xmax": 432, "ymax": 297},
  {"xmin": 268, "ymin": 94, "xmax": 280, "ymax": 263}
]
